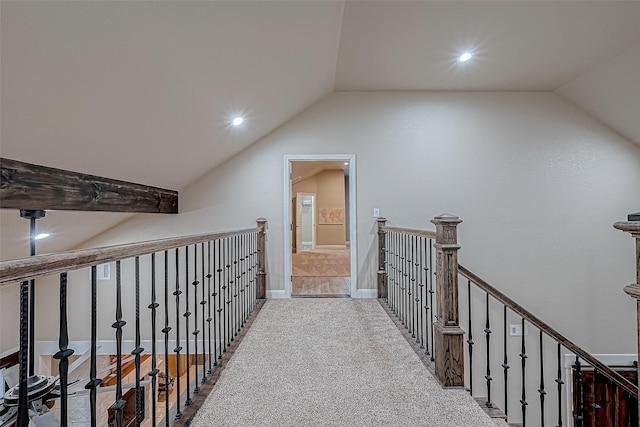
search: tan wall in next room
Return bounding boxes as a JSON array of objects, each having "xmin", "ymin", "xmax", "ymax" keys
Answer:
[{"xmin": 292, "ymin": 169, "xmax": 346, "ymax": 246}]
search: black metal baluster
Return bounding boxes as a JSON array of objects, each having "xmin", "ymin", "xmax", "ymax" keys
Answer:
[
  {"xmin": 428, "ymin": 238, "xmax": 435, "ymax": 362},
  {"xmin": 538, "ymin": 330, "xmax": 546, "ymax": 427},
  {"xmin": 54, "ymin": 272, "xmax": 74, "ymax": 427},
  {"xmin": 484, "ymin": 293, "xmax": 493, "ymax": 408},
  {"xmin": 225, "ymin": 238, "xmax": 232, "ymax": 347},
  {"xmin": 133, "ymin": 257, "xmax": 144, "ymax": 426},
  {"xmin": 417, "ymin": 236, "xmax": 423, "ymax": 347},
  {"xmin": 217, "ymin": 238, "xmax": 224, "ymax": 359},
  {"xmin": 412, "ymin": 235, "xmax": 418, "ymax": 339},
  {"xmin": 234, "ymin": 235, "xmax": 240, "ymax": 334},
  {"xmin": 407, "ymin": 234, "xmax": 413, "ymax": 335},
  {"xmin": 502, "ymin": 306, "xmax": 510, "ymax": 418},
  {"xmin": 414, "ymin": 235, "xmax": 420, "ymax": 342},
  {"xmin": 85, "ymin": 267, "xmax": 101, "ymax": 427},
  {"xmin": 520, "ymin": 317, "xmax": 528, "ymax": 427},
  {"xmin": 173, "ymin": 249, "xmax": 183, "ymax": 420},
  {"xmin": 574, "ymin": 357, "xmax": 583, "ymax": 427},
  {"xmin": 388, "ymin": 232, "xmax": 394, "ymax": 312},
  {"xmin": 240, "ymin": 234, "xmax": 246, "ymax": 326},
  {"xmin": 592, "ymin": 368, "xmax": 601, "ymax": 427},
  {"xmin": 207, "ymin": 241, "xmax": 214, "ymax": 373},
  {"xmin": 184, "ymin": 246, "xmax": 192, "ymax": 405},
  {"xmin": 162, "ymin": 251, "xmax": 171, "ymax": 426},
  {"xmin": 422, "ymin": 237, "xmax": 429, "ymax": 355},
  {"xmin": 17, "ymin": 280, "xmax": 29, "ymax": 427},
  {"xmin": 404, "ymin": 233, "xmax": 409, "ymax": 329},
  {"xmin": 149, "ymin": 254, "xmax": 159, "ymax": 426},
  {"xmin": 192, "ymin": 244, "xmax": 200, "ymax": 394},
  {"xmin": 201, "ymin": 242, "xmax": 207, "ymax": 381},
  {"xmin": 467, "ymin": 279, "xmax": 474, "ymax": 395},
  {"xmin": 111, "ymin": 261, "xmax": 126, "ymax": 427},
  {"xmin": 555, "ymin": 343, "xmax": 563, "ymax": 427}
]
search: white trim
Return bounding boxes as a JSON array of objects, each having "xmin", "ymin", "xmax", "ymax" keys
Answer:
[
  {"xmin": 354, "ymin": 289, "xmax": 378, "ymax": 299},
  {"xmin": 283, "ymin": 154, "xmax": 357, "ymax": 298},
  {"xmin": 266, "ymin": 289, "xmax": 287, "ymax": 299},
  {"xmin": 563, "ymin": 353, "xmax": 637, "ymax": 427}
]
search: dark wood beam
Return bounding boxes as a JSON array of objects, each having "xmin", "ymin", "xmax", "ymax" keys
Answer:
[{"xmin": 0, "ymin": 157, "xmax": 178, "ymax": 213}]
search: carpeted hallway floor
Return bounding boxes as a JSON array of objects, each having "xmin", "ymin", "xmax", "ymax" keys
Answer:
[{"xmin": 190, "ymin": 299, "xmax": 503, "ymax": 427}]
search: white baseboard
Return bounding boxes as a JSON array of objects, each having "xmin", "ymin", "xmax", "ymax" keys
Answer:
[
  {"xmin": 266, "ymin": 289, "xmax": 287, "ymax": 299},
  {"xmin": 354, "ymin": 289, "xmax": 378, "ymax": 299}
]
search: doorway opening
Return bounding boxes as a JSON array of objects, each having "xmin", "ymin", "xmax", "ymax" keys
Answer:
[{"xmin": 284, "ymin": 155, "xmax": 357, "ymax": 298}]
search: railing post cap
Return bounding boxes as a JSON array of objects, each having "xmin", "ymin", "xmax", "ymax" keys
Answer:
[
  {"xmin": 376, "ymin": 217, "xmax": 387, "ymax": 223},
  {"xmin": 614, "ymin": 221, "xmax": 640, "ymax": 236},
  {"xmin": 256, "ymin": 217, "xmax": 267, "ymax": 224},
  {"xmin": 431, "ymin": 213, "xmax": 462, "ymax": 225}
]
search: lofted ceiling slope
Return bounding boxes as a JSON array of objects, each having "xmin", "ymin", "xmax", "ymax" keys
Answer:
[{"xmin": 1, "ymin": 1, "xmax": 640, "ymax": 260}]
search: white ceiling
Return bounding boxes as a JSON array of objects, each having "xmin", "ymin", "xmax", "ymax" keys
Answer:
[{"xmin": 2, "ymin": 1, "xmax": 640, "ymax": 260}]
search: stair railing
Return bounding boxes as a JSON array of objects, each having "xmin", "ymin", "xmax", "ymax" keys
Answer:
[
  {"xmin": 377, "ymin": 214, "xmax": 639, "ymax": 426},
  {"xmin": 0, "ymin": 218, "xmax": 267, "ymax": 427}
]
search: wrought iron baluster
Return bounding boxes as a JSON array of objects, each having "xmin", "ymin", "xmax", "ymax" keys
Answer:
[
  {"xmin": 241, "ymin": 234, "xmax": 247, "ymax": 326},
  {"xmin": 54, "ymin": 272, "xmax": 74, "ymax": 427},
  {"xmin": 234, "ymin": 234, "xmax": 240, "ymax": 334},
  {"xmin": 85, "ymin": 266, "xmax": 101, "ymax": 427},
  {"xmin": 162, "ymin": 251, "xmax": 171, "ymax": 426},
  {"xmin": 207, "ymin": 240, "xmax": 215, "ymax": 373},
  {"xmin": 484, "ymin": 293, "xmax": 493, "ymax": 408},
  {"xmin": 417, "ymin": 236, "xmax": 423, "ymax": 346},
  {"xmin": 17, "ymin": 280, "xmax": 29, "ymax": 427},
  {"xmin": 422, "ymin": 237, "xmax": 429, "ymax": 355},
  {"xmin": 407, "ymin": 234, "xmax": 413, "ymax": 335},
  {"xmin": 538, "ymin": 330, "xmax": 546, "ymax": 427},
  {"xmin": 411, "ymin": 235, "xmax": 417, "ymax": 339},
  {"xmin": 201, "ymin": 242, "xmax": 207, "ymax": 381},
  {"xmin": 592, "ymin": 368, "xmax": 601, "ymax": 427},
  {"xmin": 173, "ymin": 249, "xmax": 183, "ymax": 420},
  {"xmin": 404, "ymin": 232, "xmax": 409, "ymax": 329},
  {"xmin": 217, "ymin": 238, "xmax": 224, "ymax": 359},
  {"xmin": 519, "ymin": 317, "xmax": 528, "ymax": 427},
  {"xmin": 502, "ymin": 305, "xmax": 510, "ymax": 417},
  {"xmin": 110, "ymin": 261, "xmax": 126, "ymax": 427},
  {"xmin": 149, "ymin": 254, "xmax": 160, "ymax": 425},
  {"xmin": 574, "ymin": 357, "xmax": 584, "ymax": 427},
  {"xmin": 555, "ymin": 343, "xmax": 563, "ymax": 427},
  {"xmin": 133, "ymin": 257, "xmax": 144, "ymax": 425},
  {"xmin": 192, "ymin": 244, "xmax": 200, "ymax": 394},
  {"xmin": 467, "ymin": 279, "xmax": 474, "ymax": 395},
  {"xmin": 184, "ymin": 246, "xmax": 192, "ymax": 405},
  {"xmin": 226, "ymin": 237, "xmax": 232, "ymax": 347},
  {"xmin": 428, "ymin": 238, "xmax": 435, "ymax": 362}
]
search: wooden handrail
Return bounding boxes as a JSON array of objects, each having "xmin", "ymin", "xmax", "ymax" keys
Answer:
[
  {"xmin": 459, "ymin": 264, "xmax": 639, "ymax": 397},
  {"xmin": 0, "ymin": 227, "xmax": 260, "ymax": 286},
  {"xmin": 380, "ymin": 225, "xmax": 437, "ymax": 239}
]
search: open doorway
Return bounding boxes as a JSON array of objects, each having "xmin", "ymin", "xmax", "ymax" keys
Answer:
[{"xmin": 284, "ymin": 155, "xmax": 356, "ymax": 298}]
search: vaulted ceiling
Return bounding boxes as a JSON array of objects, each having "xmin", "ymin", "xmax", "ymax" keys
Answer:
[{"xmin": 2, "ymin": 1, "xmax": 640, "ymax": 260}]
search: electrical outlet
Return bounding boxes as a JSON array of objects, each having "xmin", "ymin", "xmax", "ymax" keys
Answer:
[
  {"xmin": 373, "ymin": 208, "xmax": 380, "ymax": 218},
  {"xmin": 509, "ymin": 324, "xmax": 528, "ymax": 336}
]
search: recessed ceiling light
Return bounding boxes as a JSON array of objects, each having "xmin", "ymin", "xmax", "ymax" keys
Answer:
[
  {"xmin": 35, "ymin": 233, "xmax": 50, "ymax": 240},
  {"xmin": 232, "ymin": 117, "xmax": 244, "ymax": 126},
  {"xmin": 458, "ymin": 52, "xmax": 473, "ymax": 62},
  {"xmin": 343, "ymin": 162, "xmax": 349, "ymax": 165}
]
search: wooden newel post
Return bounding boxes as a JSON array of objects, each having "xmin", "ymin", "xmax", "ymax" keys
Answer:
[
  {"xmin": 377, "ymin": 218, "xmax": 387, "ymax": 299},
  {"xmin": 614, "ymin": 215, "xmax": 640, "ymax": 416},
  {"xmin": 431, "ymin": 214, "xmax": 465, "ymax": 387},
  {"xmin": 256, "ymin": 217, "xmax": 267, "ymax": 299}
]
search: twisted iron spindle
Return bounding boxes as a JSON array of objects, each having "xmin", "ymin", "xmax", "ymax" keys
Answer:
[
  {"xmin": 173, "ymin": 249, "xmax": 183, "ymax": 420},
  {"xmin": 54, "ymin": 272, "xmax": 74, "ymax": 427},
  {"xmin": 110, "ymin": 261, "xmax": 126, "ymax": 427},
  {"xmin": 592, "ymin": 369, "xmax": 601, "ymax": 427},
  {"xmin": 538, "ymin": 330, "xmax": 546, "ymax": 427},
  {"xmin": 484, "ymin": 292, "xmax": 493, "ymax": 408},
  {"xmin": 519, "ymin": 317, "xmax": 528, "ymax": 427},
  {"xmin": 17, "ymin": 280, "xmax": 29, "ymax": 427}
]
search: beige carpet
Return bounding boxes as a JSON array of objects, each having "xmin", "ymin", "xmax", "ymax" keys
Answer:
[
  {"xmin": 190, "ymin": 299, "xmax": 502, "ymax": 427},
  {"xmin": 291, "ymin": 247, "xmax": 350, "ymax": 277}
]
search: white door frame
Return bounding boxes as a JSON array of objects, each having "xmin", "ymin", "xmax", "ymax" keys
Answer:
[{"xmin": 283, "ymin": 154, "xmax": 357, "ymax": 298}]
